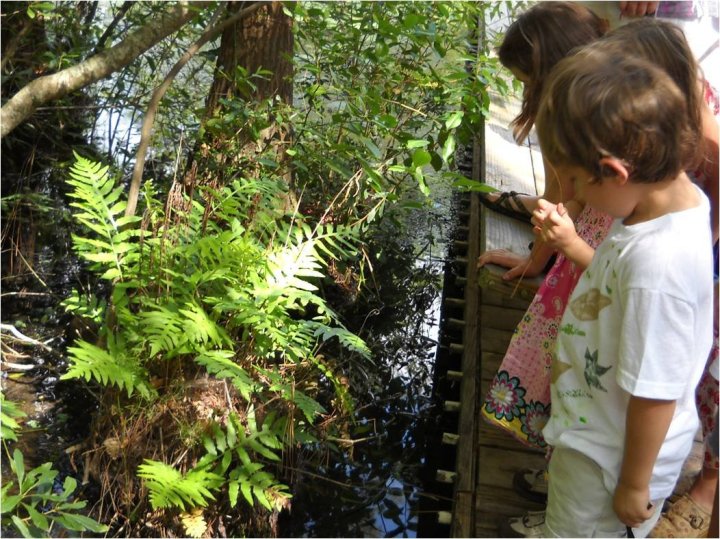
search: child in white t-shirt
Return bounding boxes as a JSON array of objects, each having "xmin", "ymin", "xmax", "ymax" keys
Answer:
[{"xmin": 532, "ymin": 44, "xmax": 714, "ymax": 537}]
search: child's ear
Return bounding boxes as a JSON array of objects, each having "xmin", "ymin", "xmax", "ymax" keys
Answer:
[{"xmin": 598, "ymin": 157, "xmax": 629, "ymax": 184}]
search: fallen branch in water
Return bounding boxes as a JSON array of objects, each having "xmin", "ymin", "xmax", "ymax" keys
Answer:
[{"xmin": 0, "ymin": 323, "xmax": 54, "ymax": 351}]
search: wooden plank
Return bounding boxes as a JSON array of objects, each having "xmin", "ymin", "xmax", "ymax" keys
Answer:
[
  {"xmin": 480, "ymin": 286, "xmax": 533, "ymax": 311},
  {"xmin": 480, "ymin": 326, "xmax": 515, "ymax": 355},
  {"xmin": 477, "ymin": 445, "xmax": 546, "ymax": 490},
  {"xmin": 479, "ymin": 303, "xmax": 525, "ymax": 332},
  {"xmin": 478, "ymin": 264, "xmax": 540, "ymax": 304}
]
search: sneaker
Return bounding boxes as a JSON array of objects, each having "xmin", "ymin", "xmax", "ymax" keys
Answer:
[
  {"xmin": 508, "ymin": 510, "xmax": 546, "ymax": 537},
  {"xmin": 513, "ymin": 468, "xmax": 548, "ymax": 504}
]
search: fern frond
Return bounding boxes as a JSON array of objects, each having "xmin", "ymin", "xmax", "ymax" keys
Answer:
[
  {"xmin": 138, "ymin": 304, "xmax": 188, "ymax": 357},
  {"xmin": 179, "ymin": 302, "xmax": 231, "ymax": 348},
  {"xmin": 137, "ymin": 460, "xmax": 223, "ymax": 511},
  {"xmin": 255, "ymin": 367, "xmax": 326, "ymax": 422},
  {"xmin": 61, "ymin": 289, "xmax": 107, "ymax": 323},
  {"xmin": 307, "ymin": 320, "xmax": 371, "ymax": 358},
  {"xmin": 180, "ymin": 508, "xmax": 207, "ymax": 539},
  {"xmin": 1, "ymin": 392, "xmax": 26, "ymax": 441},
  {"xmin": 61, "ymin": 339, "xmax": 152, "ymax": 399},
  {"xmin": 228, "ymin": 462, "xmax": 291, "ymax": 511},
  {"xmin": 66, "ymin": 153, "xmax": 141, "ymax": 281}
]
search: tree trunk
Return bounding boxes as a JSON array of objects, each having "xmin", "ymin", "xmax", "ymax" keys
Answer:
[
  {"xmin": 0, "ymin": 1, "xmax": 207, "ymax": 138},
  {"xmin": 206, "ymin": 0, "xmax": 293, "ymax": 111},
  {"xmin": 170, "ymin": 1, "xmax": 293, "ymax": 216}
]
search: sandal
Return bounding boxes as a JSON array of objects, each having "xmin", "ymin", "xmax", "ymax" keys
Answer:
[
  {"xmin": 649, "ymin": 493, "xmax": 711, "ymax": 538},
  {"xmin": 512, "ymin": 468, "xmax": 548, "ymax": 504},
  {"xmin": 504, "ymin": 510, "xmax": 546, "ymax": 537},
  {"xmin": 479, "ymin": 190, "xmax": 533, "ymax": 225}
]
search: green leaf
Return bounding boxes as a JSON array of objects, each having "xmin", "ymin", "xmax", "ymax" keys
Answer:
[
  {"xmin": 228, "ymin": 480, "xmax": 240, "ymax": 507},
  {"xmin": 12, "ymin": 449, "xmax": 25, "ymax": 489},
  {"xmin": 53, "ymin": 513, "xmax": 108, "ymax": 533},
  {"xmin": 240, "ymin": 481, "xmax": 253, "ymax": 506},
  {"xmin": 23, "ymin": 503, "xmax": 49, "ymax": 530},
  {"xmin": 444, "ymin": 111, "xmax": 464, "ymax": 130},
  {"xmin": 62, "ymin": 475, "xmax": 77, "ymax": 496},
  {"xmin": 11, "ymin": 515, "xmax": 32, "ymax": 538},
  {"xmin": 412, "ymin": 149, "xmax": 431, "ymax": 169},
  {"xmin": 441, "ymin": 135, "xmax": 456, "ymax": 163},
  {"xmin": 406, "ymin": 139, "xmax": 429, "ymax": 149},
  {"xmin": 2, "ymin": 493, "xmax": 21, "ymax": 513}
]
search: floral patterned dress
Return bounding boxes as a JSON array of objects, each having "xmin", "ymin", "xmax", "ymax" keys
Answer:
[{"xmin": 481, "ymin": 205, "xmax": 613, "ymax": 449}]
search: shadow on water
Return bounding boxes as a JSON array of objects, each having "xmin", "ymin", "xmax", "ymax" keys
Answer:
[{"xmin": 281, "ymin": 178, "xmax": 460, "ymax": 538}]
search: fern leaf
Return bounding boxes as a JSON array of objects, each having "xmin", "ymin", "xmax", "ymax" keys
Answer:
[
  {"xmin": 61, "ymin": 340, "xmax": 151, "ymax": 399},
  {"xmin": 137, "ymin": 460, "xmax": 222, "ymax": 511},
  {"xmin": 66, "ymin": 154, "xmax": 142, "ymax": 281},
  {"xmin": 308, "ymin": 321, "xmax": 371, "ymax": 358},
  {"xmin": 139, "ymin": 305, "xmax": 187, "ymax": 357},
  {"xmin": 179, "ymin": 303, "xmax": 231, "ymax": 348}
]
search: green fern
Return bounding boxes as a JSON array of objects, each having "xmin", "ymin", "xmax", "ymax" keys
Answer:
[
  {"xmin": 228, "ymin": 461, "xmax": 290, "ymax": 511},
  {"xmin": 308, "ymin": 320, "xmax": 371, "ymax": 358},
  {"xmin": 139, "ymin": 303, "xmax": 191, "ymax": 357},
  {"xmin": 62, "ymin": 155, "xmax": 370, "ymax": 526},
  {"xmin": 1, "ymin": 392, "xmax": 26, "ymax": 442},
  {"xmin": 137, "ymin": 460, "xmax": 224, "ymax": 511},
  {"xmin": 256, "ymin": 367, "xmax": 326, "ymax": 422},
  {"xmin": 202, "ymin": 412, "xmax": 291, "ymax": 511},
  {"xmin": 66, "ymin": 152, "xmax": 141, "ymax": 281},
  {"xmin": 61, "ymin": 337, "xmax": 153, "ymax": 399},
  {"xmin": 60, "ymin": 289, "xmax": 106, "ymax": 323}
]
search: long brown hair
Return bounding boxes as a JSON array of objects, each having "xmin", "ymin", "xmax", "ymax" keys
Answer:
[{"xmin": 498, "ymin": 2, "xmax": 608, "ymax": 143}]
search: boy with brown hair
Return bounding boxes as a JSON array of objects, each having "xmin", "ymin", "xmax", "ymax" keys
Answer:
[{"xmin": 533, "ymin": 44, "xmax": 714, "ymax": 537}]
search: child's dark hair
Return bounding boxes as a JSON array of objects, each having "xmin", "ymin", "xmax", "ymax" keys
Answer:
[
  {"xmin": 498, "ymin": 1, "xmax": 608, "ymax": 143},
  {"xmin": 536, "ymin": 48, "xmax": 697, "ymax": 184}
]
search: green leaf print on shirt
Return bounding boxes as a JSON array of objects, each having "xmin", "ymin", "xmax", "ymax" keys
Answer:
[
  {"xmin": 560, "ymin": 323, "xmax": 586, "ymax": 337},
  {"xmin": 584, "ymin": 348, "xmax": 612, "ymax": 392}
]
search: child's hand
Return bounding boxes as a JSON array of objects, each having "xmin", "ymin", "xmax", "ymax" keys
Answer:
[
  {"xmin": 531, "ymin": 198, "xmax": 557, "ymax": 228},
  {"xmin": 477, "ymin": 248, "xmax": 525, "ymax": 271},
  {"xmin": 477, "ymin": 250, "xmax": 547, "ymax": 280},
  {"xmin": 535, "ymin": 200, "xmax": 578, "ymax": 253},
  {"xmin": 613, "ymin": 482, "xmax": 654, "ymax": 528}
]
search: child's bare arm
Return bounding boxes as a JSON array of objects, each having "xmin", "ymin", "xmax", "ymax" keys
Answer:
[
  {"xmin": 477, "ymin": 243, "xmax": 555, "ymax": 281},
  {"xmin": 613, "ymin": 396, "xmax": 676, "ymax": 528}
]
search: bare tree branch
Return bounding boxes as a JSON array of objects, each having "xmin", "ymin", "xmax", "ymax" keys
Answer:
[
  {"xmin": 1, "ymin": 1, "xmax": 208, "ymax": 139},
  {"xmin": 93, "ymin": 1, "xmax": 133, "ymax": 55},
  {"xmin": 125, "ymin": 1, "xmax": 269, "ymax": 217}
]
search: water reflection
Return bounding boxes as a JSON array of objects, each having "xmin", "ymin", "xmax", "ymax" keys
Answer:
[{"xmin": 282, "ymin": 177, "xmax": 456, "ymax": 537}]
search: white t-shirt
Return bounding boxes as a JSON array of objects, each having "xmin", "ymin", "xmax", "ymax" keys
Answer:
[{"xmin": 542, "ymin": 188, "xmax": 714, "ymax": 500}]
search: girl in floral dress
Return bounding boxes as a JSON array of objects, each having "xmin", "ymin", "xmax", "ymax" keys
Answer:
[{"xmin": 476, "ymin": 1, "xmax": 612, "ymax": 449}]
